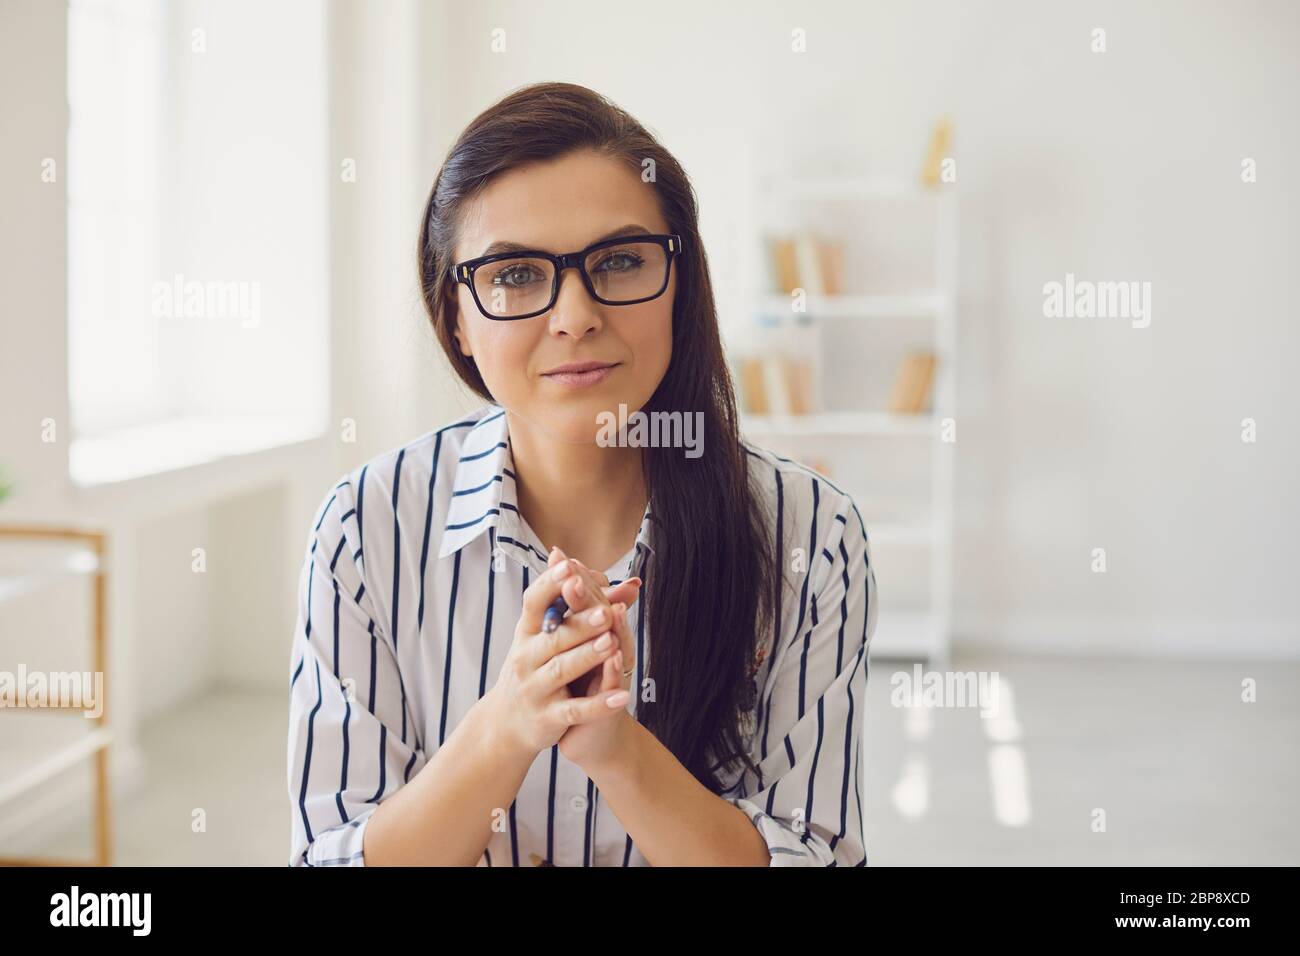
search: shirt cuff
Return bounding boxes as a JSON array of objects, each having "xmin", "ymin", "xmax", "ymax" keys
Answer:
[
  {"xmin": 730, "ymin": 796, "xmax": 835, "ymax": 867},
  {"xmin": 299, "ymin": 811, "xmax": 372, "ymax": 867}
]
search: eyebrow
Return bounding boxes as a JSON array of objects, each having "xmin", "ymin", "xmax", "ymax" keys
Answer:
[{"xmin": 478, "ymin": 224, "xmax": 653, "ymax": 258}]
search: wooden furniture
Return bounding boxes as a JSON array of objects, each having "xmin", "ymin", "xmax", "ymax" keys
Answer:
[{"xmin": 0, "ymin": 525, "xmax": 112, "ymax": 866}]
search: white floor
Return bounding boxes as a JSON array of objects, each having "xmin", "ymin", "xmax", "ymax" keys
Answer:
[
  {"xmin": 865, "ymin": 654, "xmax": 1299, "ymax": 865},
  {"xmin": 15, "ymin": 653, "xmax": 1300, "ymax": 866}
]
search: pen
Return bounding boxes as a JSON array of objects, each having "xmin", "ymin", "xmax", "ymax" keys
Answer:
[
  {"xmin": 542, "ymin": 595, "xmax": 568, "ymax": 633},
  {"xmin": 543, "ymin": 546, "xmax": 569, "ymax": 633}
]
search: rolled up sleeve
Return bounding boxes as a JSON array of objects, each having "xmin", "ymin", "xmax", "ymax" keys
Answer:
[
  {"xmin": 286, "ymin": 478, "xmax": 425, "ymax": 867},
  {"xmin": 728, "ymin": 490, "xmax": 876, "ymax": 867}
]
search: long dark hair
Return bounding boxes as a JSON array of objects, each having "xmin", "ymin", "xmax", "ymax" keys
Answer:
[{"xmin": 417, "ymin": 81, "xmax": 775, "ymax": 792}]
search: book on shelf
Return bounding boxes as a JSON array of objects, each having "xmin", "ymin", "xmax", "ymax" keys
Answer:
[
  {"xmin": 887, "ymin": 351, "xmax": 937, "ymax": 414},
  {"xmin": 764, "ymin": 233, "xmax": 844, "ymax": 297},
  {"xmin": 920, "ymin": 117, "xmax": 953, "ymax": 188},
  {"xmin": 768, "ymin": 238, "xmax": 799, "ymax": 296},
  {"xmin": 739, "ymin": 356, "xmax": 770, "ymax": 414},
  {"xmin": 738, "ymin": 353, "xmax": 816, "ymax": 416}
]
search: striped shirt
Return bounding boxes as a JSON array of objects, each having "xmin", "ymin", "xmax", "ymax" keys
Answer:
[{"xmin": 287, "ymin": 401, "xmax": 877, "ymax": 866}]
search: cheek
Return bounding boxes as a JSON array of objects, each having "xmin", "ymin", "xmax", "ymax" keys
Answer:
[
  {"xmin": 624, "ymin": 305, "xmax": 673, "ymax": 392},
  {"xmin": 464, "ymin": 321, "xmax": 535, "ymax": 400}
]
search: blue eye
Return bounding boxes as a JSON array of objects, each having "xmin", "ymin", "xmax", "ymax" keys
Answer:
[
  {"xmin": 593, "ymin": 251, "xmax": 645, "ymax": 274},
  {"xmin": 491, "ymin": 263, "xmax": 547, "ymax": 287}
]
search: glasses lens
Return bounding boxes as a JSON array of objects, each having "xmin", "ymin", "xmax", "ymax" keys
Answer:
[
  {"xmin": 473, "ymin": 256, "xmax": 556, "ymax": 318},
  {"xmin": 585, "ymin": 240, "xmax": 669, "ymax": 304}
]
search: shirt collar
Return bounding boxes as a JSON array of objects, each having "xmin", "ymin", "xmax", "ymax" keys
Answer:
[{"xmin": 437, "ymin": 404, "xmax": 656, "ymax": 578}]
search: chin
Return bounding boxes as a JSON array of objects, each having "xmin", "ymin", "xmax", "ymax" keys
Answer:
[{"xmin": 541, "ymin": 394, "xmax": 641, "ymax": 445}]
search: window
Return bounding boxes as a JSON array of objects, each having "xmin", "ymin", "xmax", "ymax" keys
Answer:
[{"xmin": 67, "ymin": 0, "xmax": 329, "ymax": 485}]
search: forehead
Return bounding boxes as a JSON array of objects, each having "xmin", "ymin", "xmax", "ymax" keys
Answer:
[{"xmin": 455, "ymin": 149, "xmax": 669, "ymax": 260}]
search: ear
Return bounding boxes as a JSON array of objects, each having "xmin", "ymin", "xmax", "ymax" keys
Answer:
[
  {"xmin": 445, "ymin": 286, "xmax": 474, "ymax": 359},
  {"xmin": 453, "ymin": 323, "xmax": 473, "ymax": 359}
]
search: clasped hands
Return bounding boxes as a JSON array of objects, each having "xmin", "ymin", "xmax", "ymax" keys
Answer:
[{"xmin": 487, "ymin": 545, "xmax": 641, "ymax": 770}]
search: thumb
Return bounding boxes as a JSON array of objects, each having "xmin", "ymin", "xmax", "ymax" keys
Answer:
[{"xmin": 602, "ymin": 578, "xmax": 641, "ymax": 607}]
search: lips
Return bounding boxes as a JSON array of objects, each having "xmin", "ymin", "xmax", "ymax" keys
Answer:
[
  {"xmin": 542, "ymin": 361, "xmax": 618, "ymax": 375},
  {"xmin": 541, "ymin": 361, "xmax": 619, "ymax": 389}
]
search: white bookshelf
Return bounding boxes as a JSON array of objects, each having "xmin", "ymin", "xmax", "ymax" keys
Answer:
[
  {"xmin": 743, "ymin": 411, "xmax": 938, "ymax": 438},
  {"xmin": 735, "ymin": 175, "xmax": 958, "ymax": 666},
  {"xmin": 755, "ymin": 292, "xmax": 948, "ymax": 320}
]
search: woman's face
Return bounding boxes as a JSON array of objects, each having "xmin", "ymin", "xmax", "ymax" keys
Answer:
[{"xmin": 448, "ymin": 148, "xmax": 676, "ymax": 444}]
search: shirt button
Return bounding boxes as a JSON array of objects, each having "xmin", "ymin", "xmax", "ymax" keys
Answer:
[{"xmin": 570, "ymin": 794, "xmax": 588, "ymax": 812}]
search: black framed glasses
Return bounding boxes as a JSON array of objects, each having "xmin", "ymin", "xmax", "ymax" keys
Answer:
[{"xmin": 449, "ymin": 233, "xmax": 683, "ymax": 320}]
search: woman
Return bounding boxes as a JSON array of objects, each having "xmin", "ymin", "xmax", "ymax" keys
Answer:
[{"xmin": 287, "ymin": 82, "xmax": 876, "ymax": 866}]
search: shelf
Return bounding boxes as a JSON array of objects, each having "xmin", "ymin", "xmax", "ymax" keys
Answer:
[
  {"xmin": 70, "ymin": 413, "xmax": 326, "ymax": 487},
  {"xmin": 0, "ymin": 525, "xmax": 113, "ymax": 866},
  {"xmin": 762, "ymin": 178, "xmax": 951, "ymax": 203},
  {"xmin": 0, "ymin": 539, "xmax": 99, "ymax": 606},
  {"xmin": 757, "ymin": 292, "xmax": 948, "ymax": 319},
  {"xmin": 0, "ymin": 712, "xmax": 113, "ymax": 809},
  {"xmin": 65, "ymin": 419, "xmax": 330, "ymax": 523},
  {"xmin": 752, "ymin": 170, "xmax": 956, "ymax": 669},
  {"xmin": 743, "ymin": 411, "xmax": 935, "ymax": 438}
]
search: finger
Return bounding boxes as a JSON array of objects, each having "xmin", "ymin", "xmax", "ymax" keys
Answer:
[
  {"xmin": 542, "ymin": 547, "xmax": 575, "ymax": 631},
  {"xmin": 601, "ymin": 649, "xmax": 623, "ymax": 694},
  {"xmin": 519, "ymin": 557, "xmax": 576, "ymax": 636},
  {"xmin": 558, "ymin": 561, "xmax": 612, "ymax": 615},
  {"xmin": 608, "ymin": 602, "xmax": 634, "ymax": 689},
  {"xmin": 525, "ymin": 600, "xmax": 618, "ymax": 671},
  {"xmin": 532, "ymin": 630, "xmax": 618, "ymax": 695},
  {"xmin": 548, "ymin": 684, "xmax": 631, "ymax": 727},
  {"xmin": 602, "ymin": 578, "xmax": 641, "ymax": 608},
  {"xmin": 562, "ymin": 556, "xmax": 610, "ymax": 591},
  {"xmin": 578, "ymin": 652, "xmax": 621, "ymax": 705}
]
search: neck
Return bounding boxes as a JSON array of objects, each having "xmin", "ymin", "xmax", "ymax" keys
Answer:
[{"xmin": 506, "ymin": 409, "xmax": 648, "ymax": 574}]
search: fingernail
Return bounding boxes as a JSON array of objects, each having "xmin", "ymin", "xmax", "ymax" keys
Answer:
[
  {"xmin": 606, "ymin": 690, "xmax": 630, "ymax": 708},
  {"xmin": 628, "ymin": 577, "xmax": 642, "ymax": 587},
  {"xmin": 553, "ymin": 559, "xmax": 571, "ymax": 579},
  {"xmin": 594, "ymin": 632, "xmax": 612, "ymax": 651},
  {"xmin": 573, "ymin": 577, "xmax": 585, "ymax": 597},
  {"xmin": 588, "ymin": 607, "xmax": 607, "ymax": 626}
]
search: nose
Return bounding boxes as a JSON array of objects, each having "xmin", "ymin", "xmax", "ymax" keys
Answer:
[{"xmin": 547, "ymin": 267, "xmax": 603, "ymax": 339}]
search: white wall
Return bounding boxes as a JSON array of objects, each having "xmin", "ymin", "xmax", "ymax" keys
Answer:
[
  {"xmin": 0, "ymin": 0, "xmax": 70, "ymax": 518},
  {"xmin": 2, "ymin": 0, "xmax": 375, "ymax": 850},
  {"xmin": 417, "ymin": 0, "xmax": 1300, "ymax": 659},
  {"xmin": 2, "ymin": 2, "xmax": 1296, "ymax": 822},
  {"xmin": 328, "ymin": 0, "xmax": 476, "ymax": 467}
]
